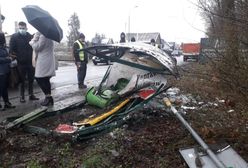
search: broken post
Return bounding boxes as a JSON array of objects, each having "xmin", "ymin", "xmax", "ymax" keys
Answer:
[{"xmin": 163, "ymin": 98, "xmax": 227, "ymax": 168}]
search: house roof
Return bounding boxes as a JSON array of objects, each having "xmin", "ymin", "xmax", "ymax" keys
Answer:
[
  {"xmin": 161, "ymin": 39, "xmax": 171, "ymax": 50},
  {"xmin": 126, "ymin": 32, "xmax": 160, "ymax": 43}
]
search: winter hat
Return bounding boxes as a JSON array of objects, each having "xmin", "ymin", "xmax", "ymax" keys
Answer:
[
  {"xmin": 120, "ymin": 32, "xmax": 125, "ymax": 38},
  {"xmin": 79, "ymin": 33, "xmax": 85, "ymax": 39}
]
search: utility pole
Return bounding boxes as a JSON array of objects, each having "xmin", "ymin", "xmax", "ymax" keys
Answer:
[
  {"xmin": 128, "ymin": 5, "xmax": 138, "ymax": 42},
  {"xmin": 128, "ymin": 15, "xmax": 130, "ymax": 41}
]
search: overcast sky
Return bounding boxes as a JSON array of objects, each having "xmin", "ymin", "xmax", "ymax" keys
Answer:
[{"xmin": 0, "ymin": 0, "xmax": 205, "ymax": 43}]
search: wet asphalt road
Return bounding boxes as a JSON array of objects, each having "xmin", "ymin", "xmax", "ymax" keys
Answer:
[
  {"xmin": 7, "ymin": 55, "xmax": 184, "ymax": 100},
  {"xmin": 8, "ymin": 61, "xmax": 108, "ymax": 100},
  {"xmin": 0, "ymin": 61, "xmax": 108, "ymax": 122},
  {"xmin": 50, "ymin": 61, "xmax": 108, "ymax": 88}
]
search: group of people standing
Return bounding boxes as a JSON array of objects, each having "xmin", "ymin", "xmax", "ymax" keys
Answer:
[
  {"xmin": 1, "ymin": 27, "xmax": 159, "ymax": 111},
  {"xmin": 1, "ymin": 25, "xmax": 162, "ymax": 111},
  {"xmin": 0, "ymin": 21, "xmax": 56, "ymax": 110},
  {"xmin": 0, "ymin": 21, "xmax": 89, "ymax": 111}
]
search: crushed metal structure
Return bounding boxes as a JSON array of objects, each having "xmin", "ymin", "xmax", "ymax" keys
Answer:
[{"xmin": 3, "ymin": 42, "xmax": 177, "ymax": 139}]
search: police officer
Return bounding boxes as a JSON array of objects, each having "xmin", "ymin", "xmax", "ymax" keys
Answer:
[{"xmin": 73, "ymin": 33, "xmax": 88, "ymax": 89}]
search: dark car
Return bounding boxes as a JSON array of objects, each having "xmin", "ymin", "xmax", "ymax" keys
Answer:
[
  {"xmin": 171, "ymin": 50, "xmax": 182, "ymax": 57},
  {"xmin": 92, "ymin": 38, "xmax": 114, "ymax": 65},
  {"xmin": 92, "ymin": 56, "xmax": 111, "ymax": 65}
]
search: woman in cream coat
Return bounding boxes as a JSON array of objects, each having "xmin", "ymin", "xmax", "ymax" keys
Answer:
[{"xmin": 29, "ymin": 32, "xmax": 55, "ymax": 106}]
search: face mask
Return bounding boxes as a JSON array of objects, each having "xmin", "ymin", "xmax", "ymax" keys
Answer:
[{"xmin": 19, "ymin": 29, "xmax": 27, "ymax": 35}]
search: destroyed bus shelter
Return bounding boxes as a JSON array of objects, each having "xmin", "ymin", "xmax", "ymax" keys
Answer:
[{"xmin": 4, "ymin": 42, "xmax": 178, "ymax": 141}]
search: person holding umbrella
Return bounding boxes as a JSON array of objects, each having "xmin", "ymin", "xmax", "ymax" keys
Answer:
[
  {"xmin": 21, "ymin": 5, "xmax": 64, "ymax": 106},
  {"xmin": 29, "ymin": 32, "xmax": 55, "ymax": 106}
]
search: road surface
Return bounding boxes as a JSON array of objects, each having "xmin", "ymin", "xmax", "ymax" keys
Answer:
[
  {"xmin": 8, "ymin": 61, "xmax": 108, "ymax": 99},
  {"xmin": 50, "ymin": 61, "xmax": 108, "ymax": 88}
]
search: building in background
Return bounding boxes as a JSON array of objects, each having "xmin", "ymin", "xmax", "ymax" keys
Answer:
[{"xmin": 126, "ymin": 32, "xmax": 162, "ymax": 47}]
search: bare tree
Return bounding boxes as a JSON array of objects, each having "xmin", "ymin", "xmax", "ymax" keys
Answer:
[
  {"xmin": 67, "ymin": 13, "xmax": 80, "ymax": 47},
  {"xmin": 91, "ymin": 33, "xmax": 106, "ymax": 45},
  {"xmin": 198, "ymin": 0, "xmax": 248, "ymax": 99}
]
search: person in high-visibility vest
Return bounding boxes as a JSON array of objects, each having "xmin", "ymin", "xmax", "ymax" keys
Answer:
[{"xmin": 73, "ymin": 33, "xmax": 88, "ymax": 89}]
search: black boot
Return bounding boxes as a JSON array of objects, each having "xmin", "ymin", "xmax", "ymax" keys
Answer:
[
  {"xmin": 41, "ymin": 96, "xmax": 54, "ymax": 106},
  {"xmin": 29, "ymin": 95, "xmax": 39, "ymax": 100},
  {"xmin": 20, "ymin": 95, "xmax": 26, "ymax": 103},
  {"xmin": 49, "ymin": 96, "xmax": 54, "ymax": 105},
  {"xmin": 4, "ymin": 102, "xmax": 16, "ymax": 109},
  {"xmin": 20, "ymin": 84, "xmax": 25, "ymax": 103}
]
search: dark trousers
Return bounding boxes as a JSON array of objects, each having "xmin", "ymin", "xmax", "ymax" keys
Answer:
[
  {"xmin": 17, "ymin": 64, "xmax": 35, "ymax": 97},
  {"xmin": 0, "ymin": 74, "xmax": 9, "ymax": 103},
  {"xmin": 77, "ymin": 61, "xmax": 87, "ymax": 85},
  {"xmin": 36, "ymin": 77, "xmax": 51, "ymax": 95}
]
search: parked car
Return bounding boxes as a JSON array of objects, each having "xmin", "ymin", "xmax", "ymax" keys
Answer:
[
  {"xmin": 92, "ymin": 56, "xmax": 111, "ymax": 65},
  {"xmin": 171, "ymin": 50, "xmax": 182, "ymax": 57},
  {"xmin": 92, "ymin": 38, "xmax": 114, "ymax": 65}
]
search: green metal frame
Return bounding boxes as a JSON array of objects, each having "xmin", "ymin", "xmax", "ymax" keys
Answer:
[{"xmin": 74, "ymin": 84, "xmax": 171, "ymax": 141}]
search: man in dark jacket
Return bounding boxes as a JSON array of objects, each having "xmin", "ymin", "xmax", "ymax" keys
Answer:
[
  {"xmin": 73, "ymin": 33, "xmax": 88, "ymax": 89},
  {"xmin": 9, "ymin": 21, "xmax": 39, "ymax": 102},
  {"xmin": 120, "ymin": 32, "xmax": 126, "ymax": 43}
]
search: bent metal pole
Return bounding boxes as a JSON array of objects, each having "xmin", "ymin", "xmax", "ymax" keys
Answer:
[{"xmin": 163, "ymin": 98, "xmax": 227, "ymax": 168}]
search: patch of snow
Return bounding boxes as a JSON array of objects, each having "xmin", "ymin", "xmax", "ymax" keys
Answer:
[
  {"xmin": 227, "ymin": 109, "xmax": 234, "ymax": 113},
  {"xmin": 216, "ymin": 97, "xmax": 225, "ymax": 103},
  {"xmin": 109, "ymin": 149, "xmax": 119, "ymax": 157},
  {"xmin": 181, "ymin": 106, "xmax": 197, "ymax": 110},
  {"xmin": 166, "ymin": 87, "xmax": 180, "ymax": 95}
]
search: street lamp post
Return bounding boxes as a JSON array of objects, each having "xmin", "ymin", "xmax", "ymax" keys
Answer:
[
  {"xmin": 128, "ymin": 15, "xmax": 130, "ymax": 41},
  {"xmin": 128, "ymin": 5, "xmax": 138, "ymax": 42}
]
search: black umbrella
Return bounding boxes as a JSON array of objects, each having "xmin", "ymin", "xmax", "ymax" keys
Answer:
[
  {"xmin": 22, "ymin": 5, "xmax": 63, "ymax": 42},
  {"xmin": 1, "ymin": 14, "xmax": 5, "ymax": 21}
]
